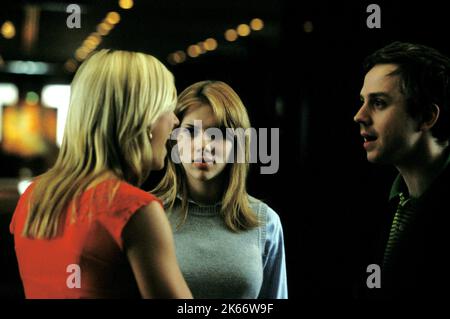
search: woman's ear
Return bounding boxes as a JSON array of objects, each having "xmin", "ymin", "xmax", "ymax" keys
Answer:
[{"xmin": 420, "ymin": 103, "xmax": 440, "ymax": 131}]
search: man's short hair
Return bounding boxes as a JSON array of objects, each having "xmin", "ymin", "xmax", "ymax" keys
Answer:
[{"xmin": 364, "ymin": 41, "xmax": 450, "ymax": 143}]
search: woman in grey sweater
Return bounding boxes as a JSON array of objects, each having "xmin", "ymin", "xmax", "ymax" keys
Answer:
[{"xmin": 154, "ymin": 80, "xmax": 287, "ymax": 299}]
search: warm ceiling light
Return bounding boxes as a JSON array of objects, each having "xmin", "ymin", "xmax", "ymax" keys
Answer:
[
  {"xmin": 75, "ymin": 48, "xmax": 89, "ymax": 61},
  {"xmin": 83, "ymin": 40, "xmax": 96, "ymax": 50},
  {"xmin": 167, "ymin": 53, "xmax": 176, "ymax": 65},
  {"xmin": 168, "ymin": 51, "xmax": 186, "ymax": 65},
  {"xmin": 167, "ymin": 53, "xmax": 177, "ymax": 65},
  {"xmin": 101, "ymin": 22, "xmax": 113, "ymax": 31},
  {"xmin": 204, "ymin": 38, "xmax": 218, "ymax": 51},
  {"xmin": 81, "ymin": 45, "xmax": 94, "ymax": 54},
  {"xmin": 89, "ymin": 32, "xmax": 102, "ymax": 40},
  {"xmin": 237, "ymin": 24, "xmax": 251, "ymax": 37},
  {"xmin": 224, "ymin": 29, "xmax": 238, "ymax": 42},
  {"xmin": 106, "ymin": 12, "xmax": 121, "ymax": 25},
  {"xmin": 82, "ymin": 39, "xmax": 98, "ymax": 51},
  {"xmin": 97, "ymin": 22, "xmax": 113, "ymax": 36},
  {"xmin": 64, "ymin": 59, "xmax": 78, "ymax": 73},
  {"xmin": 1, "ymin": 20, "xmax": 16, "ymax": 39},
  {"xmin": 85, "ymin": 34, "xmax": 101, "ymax": 47},
  {"xmin": 173, "ymin": 51, "xmax": 187, "ymax": 64},
  {"xmin": 250, "ymin": 18, "xmax": 264, "ymax": 31},
  {"xmin": 187, "ymin": 45, "xmax": 201, "ymax": 58},
  {"xmin": 119, "ymin": 0, "xmax": 134, "ymax": 10},
  {"xmin": 197, "ymin": 42, "xmax": 207, "ymax": 54},
  {"xmin": 174, "ymin": 51, "xmax": 186, "ymax": 63}
]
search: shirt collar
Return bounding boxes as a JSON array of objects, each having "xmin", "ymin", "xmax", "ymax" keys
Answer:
[
  {"xmin": 175, "ymin": 193, "xmax": 222, "ymax": 207},
  {"xmin": 389, "ymin": 174, "xmax": 407, "ymax": 201},
  {"xmin": 389, "ymin": 149, "xmax": 450, "ymax": 202}
]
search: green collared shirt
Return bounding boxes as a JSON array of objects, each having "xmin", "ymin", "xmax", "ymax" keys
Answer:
[
  {"xmin": 384, "ymin": 150, "xmax": 450, "ymax": 269},
  {"xmin": 388, "ymin": 149, "xmax": 450, "ymax": 202}
]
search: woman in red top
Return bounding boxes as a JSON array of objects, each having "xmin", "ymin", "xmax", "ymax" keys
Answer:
[{"xmin": 9, "ymin": 49, "xmax": 192, "ymax": 299}]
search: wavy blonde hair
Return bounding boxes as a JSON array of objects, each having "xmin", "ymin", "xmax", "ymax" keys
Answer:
[
  {"xmin": 23, "ymin": 49, "xmax": 177, "ymax": 239},
  {"xmin": 153, "ymin": 80, "xmax": 260, "ymax": 232}
]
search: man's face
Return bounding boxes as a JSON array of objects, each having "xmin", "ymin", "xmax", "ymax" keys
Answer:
[{"xmin": 354, "ymin": 63, "xmax": 422, "ymax": 165}]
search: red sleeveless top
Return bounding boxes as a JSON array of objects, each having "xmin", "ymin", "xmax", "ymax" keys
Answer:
[{"xmin": 10, "ymin": 179, "xmax": 162, "ymax": 298}]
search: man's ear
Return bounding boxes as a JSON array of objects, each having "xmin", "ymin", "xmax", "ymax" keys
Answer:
[{"xmin": 420, "ymin": 103, "xmax": 440, "ymax": 131}]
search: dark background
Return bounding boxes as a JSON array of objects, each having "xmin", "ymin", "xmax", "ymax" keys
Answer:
[{"xmin": 1, "ymin": 0, "xmax": 449, "ymax": 299}]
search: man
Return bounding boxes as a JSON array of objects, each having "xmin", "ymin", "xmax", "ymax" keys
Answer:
[{"xmin": 354, "ymin": 41, "xmax": 450, "ymax": 298}]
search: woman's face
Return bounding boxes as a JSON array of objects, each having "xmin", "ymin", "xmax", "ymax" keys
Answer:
[
  {"xmin": 150, "ymin": 111, "xmax": 179, "ymax": 170},
  {"xmin": 177, "ymin": 103, "xmax": 233, "ymax": 183}
]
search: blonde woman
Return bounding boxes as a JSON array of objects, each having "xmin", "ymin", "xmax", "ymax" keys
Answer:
[
  {"xmin": 154, "ymin": 80, "xmax": 287, "ymax": 298},
  {"xmin": 9, "ymin": 50, "xmax": 192, "ymax": 299}
]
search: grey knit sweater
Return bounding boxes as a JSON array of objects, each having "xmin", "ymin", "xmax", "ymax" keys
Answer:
[{"xmin": 167, "ymin": 196, "xmax": 288, "ymax": 299}]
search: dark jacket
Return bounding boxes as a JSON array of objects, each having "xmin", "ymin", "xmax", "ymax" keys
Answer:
[{"xmin": 376, "ymin": 154, "xmax": 450, "ymax": 298}]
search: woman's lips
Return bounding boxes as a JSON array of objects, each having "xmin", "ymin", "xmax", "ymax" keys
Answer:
[{"xmin": 192, "ymin": 162, "xmax": 212, "ymax": 169}]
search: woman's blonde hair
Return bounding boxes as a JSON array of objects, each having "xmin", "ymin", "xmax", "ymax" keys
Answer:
[
  {"xmin": 23, "ymin": 49, "xmax": 177, "ymax": 239},
  {"xmin": 153, "ymin": 80, "xmax": 260, "ymax": 232}
]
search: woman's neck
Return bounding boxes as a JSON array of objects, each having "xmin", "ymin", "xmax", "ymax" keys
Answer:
[{"xmin": 186, "ymin": 176, "xmax": 224, "ymax": 205}]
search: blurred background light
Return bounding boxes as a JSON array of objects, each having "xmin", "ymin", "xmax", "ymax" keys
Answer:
[
  {"xmin": 5, "ymin": 61, "xmax": 50, "ymax": 75},
  {"xmin": 0, "ymin": 83, "xmax": 19, "ymax": 141},
  {"xmin": 17, "ymin": 179, "xmax": 33, "ymax": 195},
  {"xmin": 187, "ymin": 45, "xmax": 201, "ymax": 58},
  {"xmin": 119, "ymin": 0, "xmax": 134, "ymax": 10},
  {"xmin": 204, "ymin": 38, "xmax": 218, "ymax": 51},
  {"xmin": 1, "ymin": 21, "xmax": 16, "ymax": 39},
  {"xmin": 41, "ymin": 85, "xmax": 71, "ymax": 146},
  {"xmin": 250, "ymin": 18, "xmax": 264, "ymax": 31},
  {"xmin": 237, "ymin": 24, "xmax": 251, "ymax": 37},
  {"xmin": 106, "ymin": 11, "xmax": 121, "ymax": 25},
  {"xmin": 0, "ymin": 83, "xmax": 19, "ymax": 107},
  {"xmin": 25, "ymin": 91, "xmax": 39, "ymax": 104},
  {"xmin": 225, "ymin": 29, "xmax": 238, "ymax": 42}
]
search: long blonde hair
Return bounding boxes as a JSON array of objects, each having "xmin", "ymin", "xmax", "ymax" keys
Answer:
[
  {"xmin": 23, "ymin": 49, "xmax": 177, "ymax": 239},
  {"xmin": 153, "ymin": 80, "xmax": 260, "ymax": 232}
]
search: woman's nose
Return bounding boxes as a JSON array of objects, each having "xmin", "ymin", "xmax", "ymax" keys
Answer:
[{"xmin": 192, "ymin": 130, "xmax": 214, "ymax": 154}]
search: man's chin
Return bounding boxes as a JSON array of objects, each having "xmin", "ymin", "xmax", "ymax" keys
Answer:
[
  {"xmin": 366, "ymin": 151, "xmax": 379, "ymax": 163},
  {"xmin": 367, "ymin": 153, "xmax": 389, "ymax": 164}
]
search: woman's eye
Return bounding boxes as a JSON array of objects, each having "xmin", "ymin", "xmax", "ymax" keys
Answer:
[
  {"xmin": 185, "ymin": 126, "xmax": 195, "ymax": 136},
  {"xmin": 204, "ymin": 127, "xmax": 229, "ymax": 140}
]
